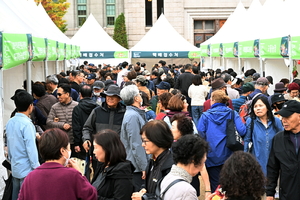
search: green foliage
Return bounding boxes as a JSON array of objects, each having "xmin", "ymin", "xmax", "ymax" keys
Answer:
[
  {"xmin": 35, "ymin": 0, "xmax": 70, "ymax": 33},
  {"xmin": 113, "ymin": 13, "xmax": 128, "ymax": 49}
]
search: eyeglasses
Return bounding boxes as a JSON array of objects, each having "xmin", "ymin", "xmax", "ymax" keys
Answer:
[
  {"xmin": 141, "ymin": 139, "xmax": 150, "ymax": 144},
  {"xmin": 57, "ymin": 93, "xmax": 65, "ymax": 96}
]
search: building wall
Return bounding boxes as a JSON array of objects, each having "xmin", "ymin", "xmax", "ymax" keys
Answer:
[{"xmin": 64, "ymin": 0, "xmax": 266, "ymax": 48}]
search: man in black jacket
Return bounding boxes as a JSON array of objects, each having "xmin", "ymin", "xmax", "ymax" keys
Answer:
[
  {"xmin": 72, "ymin": 84, "xmax": 98, "ymax": 160},
  {"xmin": 82, "ymin": 85, "xmax": 126, "ymax": 151},
  {"xmin": 267, "ymin": 100, "xmax": 300, "ymax": 200}
]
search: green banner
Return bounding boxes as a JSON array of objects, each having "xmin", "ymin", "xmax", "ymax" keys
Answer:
[
  {"xmin": 291, "ymin": 36, "xmax": 300, "ymax": 59},
  {"xmin": 260, "ymin": 36, "xmax": 288, "ymax": 58},
  {"xmin": 199, "ymin": 44, "xmax": 209, "ymax": 57},
  {"xmin": 2, "ymin": 33, "xmax": 29, "ymax": 70},
  {"xmin": 32, "ymin": 37, "xmax": 46, "ymax": 61},
  {"xmin": 188, "ymin": 51, "xmax": 200, "ymax": 59},
  {"xmin": 114, "ymin": 51, "xmax": 129, "ymax": 58},
  {"xmin": 223, "ymin": 42, "xmax": 235, "ymax": 58},
  {"xmin": 211, "ymin": 43, "xmax": 220, "ymax": 57},
  {"xmin": 0, "ymin": 32, "xmax": 3, "ymax": 68},
  {"xmin": 65, "ymin": 44, "xmax": 71, "ymax": 60},
  {"xmin": 47, "ymin": 39, "xmax": 58, "ymax": 61},
  {"xmin": 58, "ymin": 42, "xmax": 65, "ymax": 60},
  {"xmin": 239, "ymin": 40, "xmax": 257, "ymax": 58}
]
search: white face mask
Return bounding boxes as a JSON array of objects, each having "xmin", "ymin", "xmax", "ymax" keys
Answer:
[
  {"xmin": 94, "ymin": 92, "xmax": 101, "ymax": 96},
  {"xmin": 63, "ymin": 149, "xmax": 71, "ymax": 167},
  {"xmin": 161, "ymin": 75, "xmax": 166, "ymax": 80},
  {"xmin": 146, "ymin": 76, "xmax": 150, "ymax": 80}
]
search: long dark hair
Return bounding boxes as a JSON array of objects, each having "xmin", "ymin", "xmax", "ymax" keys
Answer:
[{"xmin": 250, "ymin": 95, "xmax": 274, "ymax": 123}]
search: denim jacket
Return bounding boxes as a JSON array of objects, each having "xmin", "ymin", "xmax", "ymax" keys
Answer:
[{"xmin": 244, "ymin": 117, "xmax": 283, "ymax": 174}]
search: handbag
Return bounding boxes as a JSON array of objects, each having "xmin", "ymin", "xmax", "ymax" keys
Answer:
[
  {"xmin": 2, "ymin": 160, "xmax": 12, "ymax": 200},
  {"xmin": 226, "ymin": 110, "xmax": 244, "ymax": 151}
]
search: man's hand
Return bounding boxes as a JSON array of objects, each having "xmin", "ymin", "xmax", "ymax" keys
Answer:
[
  {"xmin": 266, "ymin": 197, "xmax": 274, "ymax": 200},
  {"xmin": 141, "ymin": 171, "xmax": 146, "ymax": 179},
  {"xmin": 83, "ymin": 140, "xmax": 91, "ymax": 152},
  {"xmin": 74, "ymin": 146, "xmax": 81, "ymax": 153},
  {"xmin": 63, "ymin": 123, "xmax": 71, "ymax": 130}
]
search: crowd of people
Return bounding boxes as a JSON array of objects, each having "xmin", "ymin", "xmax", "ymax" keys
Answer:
[{"xmin": 4, "ymin": 59, "xmax": 300, "ymax": 200}]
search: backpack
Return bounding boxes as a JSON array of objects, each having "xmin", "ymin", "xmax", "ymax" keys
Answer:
[{"xmin": 239, "ymin": 93, "xmax": 261, "ymax": 124}]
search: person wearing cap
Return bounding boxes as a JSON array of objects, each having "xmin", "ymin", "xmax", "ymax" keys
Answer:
[
  {"xmin": 203, "ymin": 78, "xmax": 235, "ymax": 112},
  {"xmin": 86, "ymin": 73, "xmax": 96, "ymax": 86},
  {"xmin": 249, "ymin": 77, "xmax": 269, "ymax": 100},
  {"xmin": 266, "ymin": 100, "xmax": 300, "ymax": 200},
  {"xmin": 72, "ymin": 84, "xmax": 98, "ymax": 161},
  {"xmin": 91, "ymin": 81, "xmax": 105, "ymax": 105},
  {"xmin": 232, "ymin": 82, "xmax": 255, "ymax": 112},
  {"xmin": 135, "ymin": 75, "xmax": 154, "ymax": 100},
  {"xmin": 142, "ymin": 70, "xmax": 155, "ymax": 91},
  {"xmin": 251, "ymin": 72, "xmax": 260, "ymax": 85},
  {"xmin": 273, "ymin": 82, "xmax": 287, "ymax": 94},
  {"xmin": 269, "ymin": 93, "xmax": 287, "ymax": 119},
  {"xmin": 82, "ymin": 85, "xmax": 126, "ymax": 172},
  {"xmin": 221, "ymin": 73, "xmax": 240, "ymax": 99},
  {"xmin": 150, "ymin": 81, "xmax": 171, "ymax": 114},
  {"xmin": 284, "ymin": 82, "xmax": 300, "ymax": 101}
]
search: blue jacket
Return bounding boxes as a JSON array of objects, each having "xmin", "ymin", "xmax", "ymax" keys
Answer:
[
  {"xmin": 120, "ymin": 106, "xmax": 148, "ymax": 172},
  {"xmin": 244, "ymin": 117, "xmax": 283, "ymax": 175},
  {"xmin": 197, "ymin": 103, "xmax": 246, "ymax": 167},
  {"xmin": 232, "ymin": 95, "xmax": 247, "ymax": 112}
]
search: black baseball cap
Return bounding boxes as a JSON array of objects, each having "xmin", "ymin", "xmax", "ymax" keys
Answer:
[{"xmin": 275, "ymin": 100, "xmax": 300, "ymax": 117}]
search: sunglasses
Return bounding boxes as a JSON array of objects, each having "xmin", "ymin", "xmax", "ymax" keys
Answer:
[{"xmin": 57, "ymin": 93, "xmax": 64, "ymax": 96}]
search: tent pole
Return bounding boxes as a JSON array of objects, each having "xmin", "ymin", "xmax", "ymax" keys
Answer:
[
  {"xmin": 238, "ymin": 57, "xmax": 241, "ymax": 75},
  {"xmin": 259, "ymin": 58, "xmax": 263, "ymax": 76},
  {"xmin": 55, "ymin": 60, "xmax": 59, "ymax": 74},
  {"xmin": 64, "ymin": 59, "xmax": 67, "ymax": 73},
  {"xmin": 44, "ymin": 60, "xmax": 48, "ymax": 79},
  {"xmin": 222, "ymin": 57, "xmax": 225, "ymax": 70},
  {"xmin": 26, "ymin": 61, "xmax": 32, "ymax": 94},
  {"xmin": 288, "ymin": 35, "xmax": 293, "ymax": 81}
]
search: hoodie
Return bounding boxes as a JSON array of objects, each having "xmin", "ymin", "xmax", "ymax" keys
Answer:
[{"xmin": 197, "ymin": 103, "xmax": 246, "ymax": 167}]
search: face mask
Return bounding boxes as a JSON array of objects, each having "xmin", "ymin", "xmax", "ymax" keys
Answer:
[
  {"xmin": 276, "ymin": 103, "xmax": 284, "ymax": 110},
  {"xmin": 140, "ymin": 99, "xmax": 143, "ymax": 107},
  {"xmin": 94, "ymin": 92, "xmax": 101, "ymax": 96},
  {"xmin": 146, "ymin": 76, "xmax": 150, "ymax": 80},
  {"xmin": 161, "ymin": 75, "xmax": 166, "ymax": 80},
  {"xmin": 63, "ymin": 149, "xmax": 71, "ymax": 167}
]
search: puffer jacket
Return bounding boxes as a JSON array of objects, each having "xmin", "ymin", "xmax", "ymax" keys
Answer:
[
  {"xmin": 47, "ymin": 99, "xmax": 78, "ymax": 144},
  {"xmin": 197, "ymin": 103, "xmax": 246, "ymax": 167}
]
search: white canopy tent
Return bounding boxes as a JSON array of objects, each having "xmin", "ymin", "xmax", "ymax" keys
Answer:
[
  {"xmin": 71, "ymin": 14, "xmax": 130, "ymax": 66},
  {"xmin": 0, "ymin": 1, "xmax": 74, "ymax": 195},
  {"xmin": 130, "ymin": 14, "xmax": 200, "ymax": 66}
]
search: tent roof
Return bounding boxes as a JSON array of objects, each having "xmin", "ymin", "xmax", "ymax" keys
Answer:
[
  {"xmin": 71, "ymin": 14, "xmax": 128, "ymax": 51},
  {"xmin": 130, "ymin": 14, "xmax": 198, "ymax": 51}
]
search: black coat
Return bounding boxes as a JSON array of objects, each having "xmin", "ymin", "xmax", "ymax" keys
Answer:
[
  {"xmin": 92, "ymin": 161, "xmax": 135, "ymax": 200},
  {"xmin": 144, "ymin": 150, "xmax": 174, "ymax": 194},
  {"xmin": 267, "ymin": 130, "xmax": 300, "ymax": 200},
  {"xmin": 72, "ymin": 98, "xmax": 98, "ymax": 159},
  {"xmin": 174, "ymin": 72, "xmax": 194, "ymax": 97}
]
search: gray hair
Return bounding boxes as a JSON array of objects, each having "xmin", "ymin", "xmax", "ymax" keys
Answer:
[
  {"xmin": 46, "ymin": 75, "xmax": 58, "ymax": 85},
  {"xmin": 120, "ymin": 85, "xmax": 139, "ymax": 105}
]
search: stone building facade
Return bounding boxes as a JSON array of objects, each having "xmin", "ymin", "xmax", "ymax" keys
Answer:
[{"xmin": 64, "ymin": 0, "xmax": 266, "ymax": 48}]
